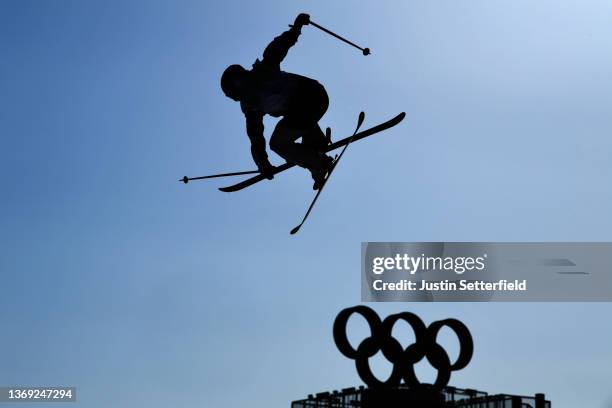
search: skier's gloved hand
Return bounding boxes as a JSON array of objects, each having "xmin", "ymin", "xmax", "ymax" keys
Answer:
[
  {"xmin": 258, "ymin": 162, "xmax": 276, "ymax": 180},
  {"xmin": 294, "ymin": 13, "xmax": 310, "ymax": 28}
]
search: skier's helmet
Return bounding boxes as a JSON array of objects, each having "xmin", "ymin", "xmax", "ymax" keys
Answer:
[{"xmin": 221, "ymin": 64, "xmax": 247, "ymax": 101}]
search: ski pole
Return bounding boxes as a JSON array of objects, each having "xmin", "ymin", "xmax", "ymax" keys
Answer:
[
  {"xmin": 291, "ymin": 20, "xmax": 371, "ymax": 56},
  {"xmin": 180, "ymin": 170, "xmax": 259, "ymax": 184},
  {"xmin": 310, "ymin": 21, "xmax": 370, "ymax": 56}
]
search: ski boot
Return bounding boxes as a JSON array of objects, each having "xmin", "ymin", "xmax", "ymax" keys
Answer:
[{"xmin": 311, "ymin": 154, "xmax": 334, "ymax": 190}]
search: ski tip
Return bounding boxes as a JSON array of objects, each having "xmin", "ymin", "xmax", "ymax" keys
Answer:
[
  {"xmin": 398, "ymin": 112, "xmax": 406, "ymax": 120},
  {"xmin": 218, "ymin": 187, "xmax": 233, "ymax": 192},
  {"xmin": 358, "ymin": 111, "xmax": 365, "ymax": 126},
  {"xmin": 290, "ymin": 225, "xmax": 301, "ymax": 235}
]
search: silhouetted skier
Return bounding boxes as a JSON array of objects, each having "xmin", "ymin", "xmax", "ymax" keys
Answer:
[{"xmin": 221, "ymin": 13, "xmax": 333, "ymax": 190}]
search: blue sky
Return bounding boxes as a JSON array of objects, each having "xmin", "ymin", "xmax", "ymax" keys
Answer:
[{"xmin": 1, "ymin": 1, "xmax": 611, "ymax": 407}]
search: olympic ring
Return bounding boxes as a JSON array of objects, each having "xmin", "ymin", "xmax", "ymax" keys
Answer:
[{"xmin": 333, "ymin": 306, "xmax": 473, "ymax": 389}]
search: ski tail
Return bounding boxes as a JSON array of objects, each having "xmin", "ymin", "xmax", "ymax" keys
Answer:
[{"xmin": 218, "ymin": 162, "xmax": 293, "ymax": 192}]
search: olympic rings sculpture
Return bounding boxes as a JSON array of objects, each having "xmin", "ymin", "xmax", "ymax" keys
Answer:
[{"xmin": 333, "ymin": 306, "xmax": 473, "ymax": 389}]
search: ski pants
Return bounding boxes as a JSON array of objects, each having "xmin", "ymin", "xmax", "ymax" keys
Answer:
[{"xmin": 269, "ymin": 84, "xmax": 329, "ymax": 173}]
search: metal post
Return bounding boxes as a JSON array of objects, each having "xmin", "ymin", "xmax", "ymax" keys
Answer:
[{"xmin": 535, "ymin": 393, "xmax": 546, "ymax": 408}]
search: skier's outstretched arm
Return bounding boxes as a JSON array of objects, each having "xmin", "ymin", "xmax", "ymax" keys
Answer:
[
  {"xmin": 245, "ymin": 111, "xmax": 274, "ymax": 179},
  {"xmin": 262, "ymin": 13, "xmax": 310, "ymax": 68}
]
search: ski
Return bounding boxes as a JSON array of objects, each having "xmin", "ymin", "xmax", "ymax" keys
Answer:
[
  {"xmin": 290, "ymin": 112, "xmax": 365, "ymax": 235},
  {"xmin": 219, "ymin": 112, "xmax": 406, "ymax": 192}
]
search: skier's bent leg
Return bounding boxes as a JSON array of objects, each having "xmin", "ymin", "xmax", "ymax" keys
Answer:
[
  {"xmin": 301, "ymin": 124, "xmax": 329, "ymax": 151},
  {"xmin": 294, "ymin": 83, "xmax": 331, "ymax": 153},
  {"xmin": 270, "ymin": 119, "xmax": 325, "ymax": 170}
]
